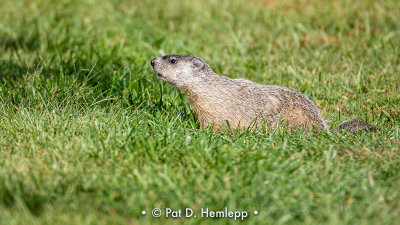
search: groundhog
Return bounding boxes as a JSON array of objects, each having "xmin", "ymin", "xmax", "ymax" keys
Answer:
[{"xmin": 151, "ymin": 54, "xmax": 376, "ymax": 133}]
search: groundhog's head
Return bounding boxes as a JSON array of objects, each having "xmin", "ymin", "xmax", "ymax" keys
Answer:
[{"xmin": 151, "ymin": 55, "xmax": 208, "ymax": 89}]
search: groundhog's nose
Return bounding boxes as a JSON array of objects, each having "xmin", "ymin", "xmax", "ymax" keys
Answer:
[{"xmin": 151, "ymin": 58, "xmax": 156, "ymax": 68}]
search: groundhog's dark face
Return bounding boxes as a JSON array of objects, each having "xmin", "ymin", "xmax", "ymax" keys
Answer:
[{"xmin": 151, "ymin": 55, "xmax": 206, "ymax": 89}]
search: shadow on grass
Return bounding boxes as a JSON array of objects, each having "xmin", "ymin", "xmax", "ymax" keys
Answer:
[
  {"xmin": 0, "ymin": 53, "xmax": 158, "ymax": 112},
  {"xmin": 0, "ymin": 30, "xmax": 41, "ymax": 52}
]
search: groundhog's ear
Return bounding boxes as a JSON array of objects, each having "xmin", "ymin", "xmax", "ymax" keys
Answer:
[{"xmin": 192, "ymin": 58, "xmax": 205, "ymax": 70}]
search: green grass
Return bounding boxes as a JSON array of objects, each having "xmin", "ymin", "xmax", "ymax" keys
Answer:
[{"xmin": 0, "ymin": 0, "xmax": 399, "ymax": 224}]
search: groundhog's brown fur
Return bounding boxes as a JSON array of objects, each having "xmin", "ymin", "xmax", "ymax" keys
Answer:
[
  {"xmin": 151, "ymin": 54, "xmax": 375, "ymax": 133},
  {"xmin": 334, "ymin": 118, "xmax": 378, "ymax": 133}
]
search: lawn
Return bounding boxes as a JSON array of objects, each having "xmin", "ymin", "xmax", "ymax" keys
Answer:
[{"xmin": 0, "ymin": 0, "xmax": 399, "ymax": 224}]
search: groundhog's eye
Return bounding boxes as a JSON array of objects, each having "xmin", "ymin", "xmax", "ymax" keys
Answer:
[{"xmin": 170, "ymin": 59, "xmax": 176, "ymax": 64}]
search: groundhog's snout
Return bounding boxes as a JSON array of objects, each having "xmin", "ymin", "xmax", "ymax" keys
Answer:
[
  {"xmin": 151, "ymin": 58, "xmax": 156, "ymax": 68},
  {"xmin": 151, "ymin": 57, "xmax": 163, "ymax": 79}
]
